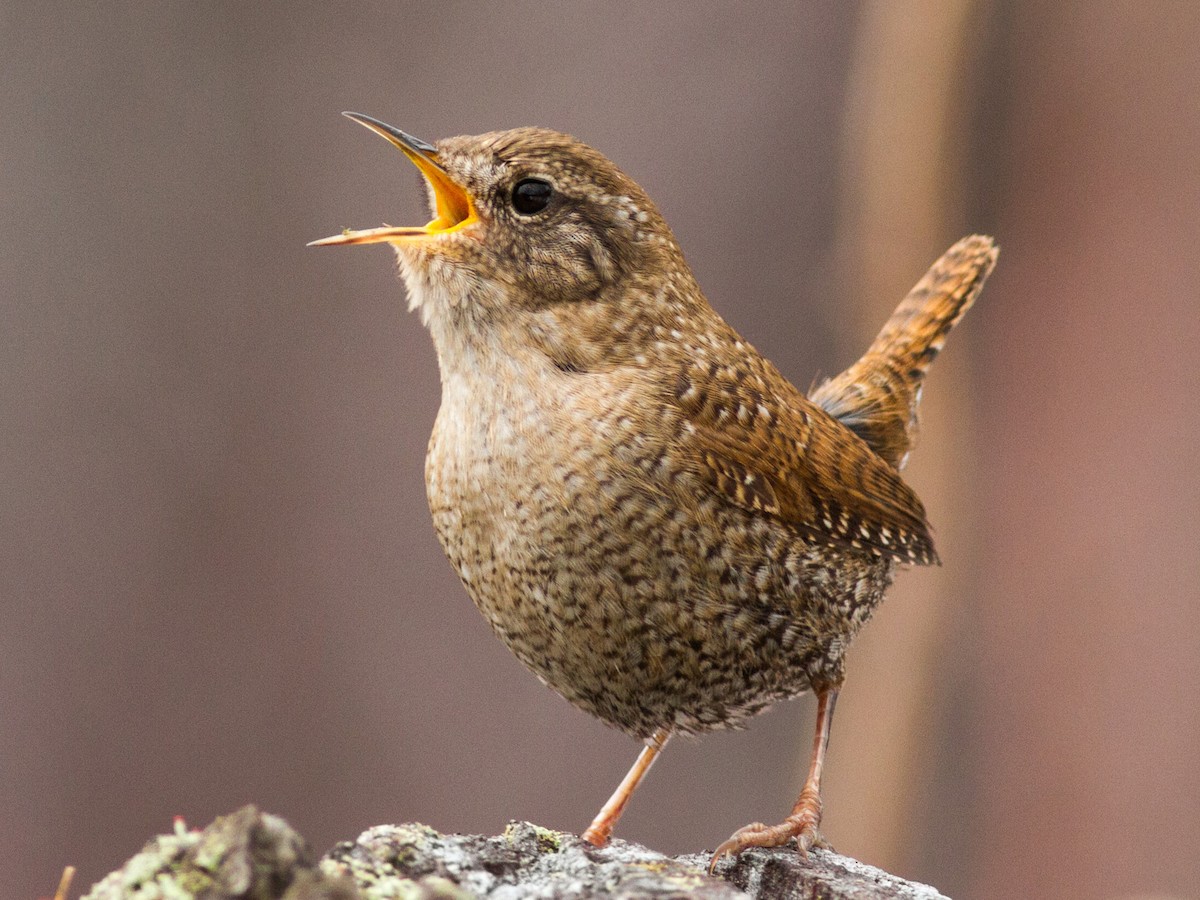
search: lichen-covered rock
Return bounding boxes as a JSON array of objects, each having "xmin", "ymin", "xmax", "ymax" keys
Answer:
[
  {"xmin": 322, "ymin": 821, "xmax": 739, "ymax": 899},
  {"xmin": 81, "ymin": 806, "xmax": 356, "ymax": 900},
  {"xmin": 82, "ymin": 809, "xmax": 949, "ymax": 900},
  {"xmin": 689, "ymin": 846, "xmax": 949, "ymax": 900}
]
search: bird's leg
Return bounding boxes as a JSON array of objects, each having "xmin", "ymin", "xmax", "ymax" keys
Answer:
[
  {"xmin": 582, "ymin": 727, "xmax": 671, "ymax": 847},
  {"xmin": 710, "ymin": 687, "xmax": 840, "ymax": 869}
]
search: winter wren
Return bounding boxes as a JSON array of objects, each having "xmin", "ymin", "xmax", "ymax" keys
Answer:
[{"xmin": 312, "ymin": 113, "xmax": 997, "ymax": 864}]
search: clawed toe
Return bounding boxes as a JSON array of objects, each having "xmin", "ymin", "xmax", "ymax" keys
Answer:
[
  {"xmin": 708, "ymin": 822, "xmax": 767, "ymax": 869},
  {"xmin": 707, "ymin": 814, "xmax": 825, "ymax": 873}
]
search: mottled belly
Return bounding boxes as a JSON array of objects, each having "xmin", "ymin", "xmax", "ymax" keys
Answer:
[{"xmin": 427, "ymin": 441, "xmax": 893, "ymax": 738}]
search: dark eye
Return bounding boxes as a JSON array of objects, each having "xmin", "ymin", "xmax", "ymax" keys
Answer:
[{"xmin": 511, "ymin": 178, "xmax": 553, "ymax": 215}]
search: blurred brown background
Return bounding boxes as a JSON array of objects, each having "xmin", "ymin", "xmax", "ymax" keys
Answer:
[{"xmin": 3, "ymin": 3, "xmax": 1198, "ymax": 899}]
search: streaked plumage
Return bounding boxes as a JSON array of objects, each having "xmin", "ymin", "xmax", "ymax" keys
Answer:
[{"xmin": 314, "ymin": 115, "xmax": 997, "ymax": 861}]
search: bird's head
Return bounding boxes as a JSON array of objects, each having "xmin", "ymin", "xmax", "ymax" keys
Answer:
[{"xmin": 313, "ymin": 114, "xmax": 694, "ymax": 367}]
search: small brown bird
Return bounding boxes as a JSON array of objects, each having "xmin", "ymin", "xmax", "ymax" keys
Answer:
[{"xmin": 313, "ymin": 113, "xmax": 996, "ymax": 866}]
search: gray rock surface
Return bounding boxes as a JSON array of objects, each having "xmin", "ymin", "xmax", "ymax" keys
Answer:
[{"xmin": 81, "ymin": 806, "xmax": 949, "ymax": 900}]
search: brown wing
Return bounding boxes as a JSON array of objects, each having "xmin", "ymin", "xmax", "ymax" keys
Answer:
[{"xmin": 667, "ymin": 342, "xmax": 937, "ymax": 566}]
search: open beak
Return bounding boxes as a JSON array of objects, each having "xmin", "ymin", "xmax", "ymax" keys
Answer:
[{"xmin": 309, "ymin": 112, "xmax": 475, "ymax": 247}]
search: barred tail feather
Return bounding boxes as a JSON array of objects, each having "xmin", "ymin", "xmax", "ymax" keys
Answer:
[{"xmin": 810, "ymin": 235, "xmax": 998, "ymax": 470}]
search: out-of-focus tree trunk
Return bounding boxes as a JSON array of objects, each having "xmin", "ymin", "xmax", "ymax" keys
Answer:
[{"xmin": 825, "ymin": 0, "xmax": 989, "ymax": 874}]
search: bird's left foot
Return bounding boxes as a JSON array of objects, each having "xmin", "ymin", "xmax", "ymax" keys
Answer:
[{"xmin": 708, "ymin": 791, "xmax": 828, "ymax": 872}]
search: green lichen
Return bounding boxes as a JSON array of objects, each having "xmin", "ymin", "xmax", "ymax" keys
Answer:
[
  {"xmin": 318, "ymin": 858, "xmax": 470, "ymax": 900},
  {"xmin": 81, "ymin": 825, "xmax": 203, "ymax": 900},
  {"xmin": 530, "ymin": 824, "xmax": 562, "ymax": 854},
  {"xmin": 188, "ymin": 832, "xmax": 226, "ymax": 874}
]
